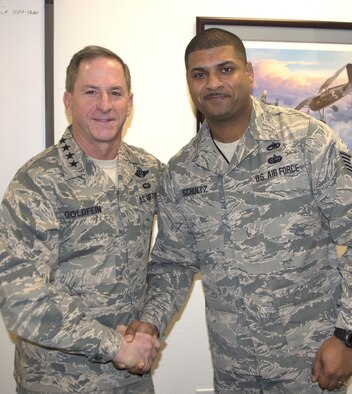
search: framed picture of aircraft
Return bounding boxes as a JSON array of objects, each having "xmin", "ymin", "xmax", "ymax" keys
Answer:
[{"xmin": 196, "ymin": 17, "xmax": 352, "ymax": 148}]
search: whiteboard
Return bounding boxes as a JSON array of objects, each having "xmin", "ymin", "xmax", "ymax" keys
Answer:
[
  {"xmin": 0, "ymin": 1, "xmax": 45, "ymax": 391},
  {"xmin": 0, "ymin": 0, "xmax": 46, "ymax": 198}
]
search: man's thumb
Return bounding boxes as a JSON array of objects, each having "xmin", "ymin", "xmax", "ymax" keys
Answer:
[
  {"xmin": 124, "ymin": 322, "xmax": 138, "ymax": 343},
  {"xmin": 311, "ymin": 350, "xmax": 322, "ymax": 383}
]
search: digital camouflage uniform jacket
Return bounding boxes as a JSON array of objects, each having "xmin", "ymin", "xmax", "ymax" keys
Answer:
[
  {"xmin": 0, "ymin": 127, "xmax": 163, "ymax": 393},
  {"xmin": 141, "ymin": 97, "xmax": 352, "ymax": 390}
]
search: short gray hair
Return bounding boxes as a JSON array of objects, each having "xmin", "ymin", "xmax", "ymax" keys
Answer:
[{"xmin": 65, "ymin": 45, "xmax": 131, "ymax": 93}]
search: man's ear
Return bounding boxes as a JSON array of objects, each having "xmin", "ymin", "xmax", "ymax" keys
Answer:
[
  {"xmin": 246, "ymin": 62, "xmax": 254, "ymax": 84},
  {"xmin": 63, "ymin": 91, "xmax": 72, "ymax": 116},
  {"xmin": 127, "ymin": 93, "xmax": 133, "ymax": 117}
]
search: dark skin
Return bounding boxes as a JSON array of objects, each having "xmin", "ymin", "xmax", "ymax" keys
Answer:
[
  {"xmin": 311, "ymin": 336, "xmax": 352, "ymax": 390},
  {"xmin": 124, "ymin": 315, "xmax": 352, "ymax": 386},
  {"xmin": 186, "ymin": 45, "xmax": 254, "ymax": 142},
  {"xmin": 124, "ymin": 46, "xmax": 352, "ymax": 389}
]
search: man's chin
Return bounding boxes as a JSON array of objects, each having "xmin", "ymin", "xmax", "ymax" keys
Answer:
[{"xmin": 93, "ymin": 128, "xmax": 120, "ymax": 141}]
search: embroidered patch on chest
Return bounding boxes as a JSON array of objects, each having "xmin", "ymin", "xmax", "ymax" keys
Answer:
[{"xmin": 182, "ymin": 185, "xmax": 208, "ymax": 197}]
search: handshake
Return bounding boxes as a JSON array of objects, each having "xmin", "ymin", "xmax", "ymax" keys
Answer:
[{"xmin": 112, "ymin": 320, "xmax": 160, "ymax": 375}]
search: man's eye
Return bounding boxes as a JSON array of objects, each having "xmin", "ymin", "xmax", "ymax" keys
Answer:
[
  {"xmin": 221, "ymin": 67, "xmax": 233, "ymax": 73},
  {"xmin": 85, "ymin": 90, "xmax": 96, "ymax": 95},
  {"xmin": 193, "ymin": 72, "xmax": 205, "ymax": 79},
  {"xmin": 111, "ymin": 91, "xmax": 122, "ymax": 97}
]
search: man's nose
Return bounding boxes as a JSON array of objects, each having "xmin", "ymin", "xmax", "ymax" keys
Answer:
[
  {"xmin": 205, "ymin": 72, "xmax": 223, "ymax": 90},
  {"xmin": 97, "ymin": 92, "xmax": 112, "ymax": 111}
]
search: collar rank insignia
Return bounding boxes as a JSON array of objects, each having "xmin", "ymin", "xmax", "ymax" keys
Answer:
[{"xmin": 60, "ymin": 138, "xmax": 78, "ymax": 168}]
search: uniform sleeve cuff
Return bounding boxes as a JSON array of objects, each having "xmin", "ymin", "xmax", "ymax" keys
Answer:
[{"xmin": 88, "ymin": 327, "xmax": 122, "ymax": 363}]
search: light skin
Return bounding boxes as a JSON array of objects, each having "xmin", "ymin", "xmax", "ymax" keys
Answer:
[
  {"xmin": 125, "ymin": 44, "xmax": 352, "ymax": 388},
  {"xmin": 63, "ymin": 56, "xmax": 133, "ymax": 160},
  {"xmin": 112, "ymin": 325, "xmax": 160, "ymax": 374},
  {"xmin": 115, "ymin": 323, "xmax": 160, "ymax": 374},
  {"xmin": 64, "ymin": 56, "xmax": 159, "ymax": 372}
]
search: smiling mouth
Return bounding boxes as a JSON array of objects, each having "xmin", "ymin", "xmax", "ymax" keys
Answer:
[
  {"xmin": 92, "ymin": 118, "xmax": 115, "ymax": 122},
  {"xmin": 205, "ymin": 93, "xmax": 228, "ymax": 101}
]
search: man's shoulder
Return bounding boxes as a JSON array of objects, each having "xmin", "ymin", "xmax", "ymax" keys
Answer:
[
  {"xmin": 257, "ymin": 98, "xmax": 310, "ymax": 121},
  {"xmin": 122, "ymin": 142, "xmax": 164, "ymax": 170},
  {"xmin": 253, "ymin": 98, "xmax": 329, "ymax": 141},
  {"xmin": 13, "ymin": 143, "xmax": 55, "ymax": 173},
  {"xmin": 5, "ymin": 145, "xmax": 62, "ymax": 194},
  {"xmin": 167, "ymin": 135, "xmax": 199, "ymax": 169}
]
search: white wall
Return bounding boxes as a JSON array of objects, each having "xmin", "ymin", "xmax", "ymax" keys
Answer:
[
  {"xmin": 0, "ymin": 0, "xmax": 45, "ymax": 390},
  {"xmin": 1, "ymin": 0, "xmax": 352, "ymax": 393}
]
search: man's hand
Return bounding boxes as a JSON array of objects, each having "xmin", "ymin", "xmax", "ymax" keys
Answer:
[
  {"xmin": 124, "ymin": 320, "xmax": 159, "ymax": 343},
  {"xmin": 112, "ymin": 325, "xmax": 160, "ymax": 375},
  {"xmin": 311, "ymin": 335, "xmax": 352, "ymax": 391}
]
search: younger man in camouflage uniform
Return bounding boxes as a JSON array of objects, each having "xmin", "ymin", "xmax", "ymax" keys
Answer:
[
  {"xmin": 0, "ymin": 46, "xmax": 162, "ymax": 393},
  {"xmin": 128, "ymin": 29, "xmax": 352, "ymax": 392}
]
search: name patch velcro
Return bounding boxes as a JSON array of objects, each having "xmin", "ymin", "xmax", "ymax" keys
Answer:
[
  {"xmin": 182, "ymin": 185, "xmax": 208, "ymax": 197},
  {"xmin": 64, "ymin": 205, "xmax": 102, "ymax": 219}
]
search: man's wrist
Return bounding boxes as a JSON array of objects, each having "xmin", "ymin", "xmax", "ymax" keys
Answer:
[
  {"xmin": 88, "ymin": 327, "xmax": 122, "ymax": 363},
  {"xmin": 149, "ymin": 322, "xmax": 160, "ymax": 338},
  {"xmin": 138, "ymin": 316, "xmax": 160, "ymax": 336},
  {"xmin": 334, "ymin": 327, "xmax": 352, "ymax": 348}
]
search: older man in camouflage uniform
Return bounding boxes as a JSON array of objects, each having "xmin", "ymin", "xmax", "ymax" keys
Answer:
[
  {"xmin": 0, "ymin": 46, "xmax": 162, "ymax": 393},
  {"xmin": 127, "ymin": 29, "xmax": 352, "ymax": 393}
]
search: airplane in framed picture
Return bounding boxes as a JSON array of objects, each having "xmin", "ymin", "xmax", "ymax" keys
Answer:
[{"xmin": 295, "ymin": 63, "xmax": 352, "ymax": 122}]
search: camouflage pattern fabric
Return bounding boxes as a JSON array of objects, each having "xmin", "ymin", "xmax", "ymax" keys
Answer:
[
  {"xmin": 141, "ymin": 97, "xmax": 352, "ymax": 392},
  {"xmin": 16, "ymin": 375, "xmax": 155, "ymax": 394},
  {"xmin": 0, "ymin": 127, "xmax": 163, "ymax": 393}
]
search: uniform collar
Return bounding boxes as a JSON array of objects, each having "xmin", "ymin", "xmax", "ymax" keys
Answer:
[
  {"xmin": 57, "ymin": 126, "xmax": 150, "ymax": 193},
  {"xmin": 250, "ymin": 96, "xmax": 279, "ymax": 140},
  {"xmin": 193, "ymin": 123, "xmax": 229, "ymax": 175},
  {"xmin": 57, "ymin": 127, "xmax": 86, "ymax": 181},
  {"xmin": 192, "ymin": 97, "xmax": 279, "ymax": 173},
  {"xmin": 116, "ymin": 142, "xmax": 151, "ymax": 194}
]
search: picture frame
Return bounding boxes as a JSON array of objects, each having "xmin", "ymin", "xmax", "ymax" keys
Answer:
[{"xmin": 195, "ymin": 17, "xmax": 352, "ymax": 134}]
